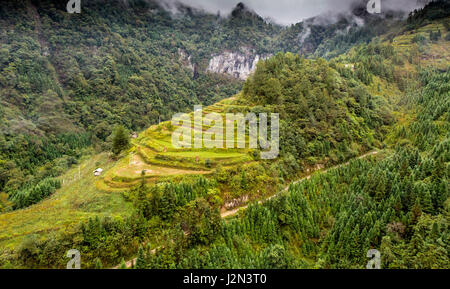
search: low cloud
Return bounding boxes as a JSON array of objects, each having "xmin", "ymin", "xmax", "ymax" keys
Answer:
[{"xmin": 167, "ymin": 0, "xmax": 427, "ymax": 25}]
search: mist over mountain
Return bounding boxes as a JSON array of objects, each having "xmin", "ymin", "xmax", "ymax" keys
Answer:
[
  {"xmin": 167, "ymin": 0, "xmax": 428, "ymax": 25},
  {"xmin": 63, "ymin": 0, "xmax": 429, "ymax": 26}
]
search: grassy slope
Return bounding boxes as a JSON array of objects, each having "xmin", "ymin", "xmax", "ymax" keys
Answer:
[
  {"xmin": 0, "ymin": 152, "xmax": 132, "ymax": 250},
  {"xmin": 391, "ymin": 21, "xmax": 450, "ymax": 70}
]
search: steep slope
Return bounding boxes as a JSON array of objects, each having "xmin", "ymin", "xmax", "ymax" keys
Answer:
[
  {"xmin": 0, "ymin": 0, "xmax": 435, "ymax": 209},
  {"xmin": 0, "ymin": 0, "xmax": 448, "ymax": 269},
  {"xmin": 0, "ymin": 47, "xmax": 400, "ymax": 268},
  {"xmin": 115, "ymin": 5, "xmax": 449, "ymax": 269}
]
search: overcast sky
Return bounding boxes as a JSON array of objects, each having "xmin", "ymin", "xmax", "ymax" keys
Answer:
[{"xmin": 171, "ymin": 0, "xmax": 424, "ymax": 25}]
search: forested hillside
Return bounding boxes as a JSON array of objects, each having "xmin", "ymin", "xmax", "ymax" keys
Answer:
[
  {"xmin": 0, "ymin": 48, "xmax": 395, "ymax": 268},
  {"xmin": 132, "ymin": 70, "xmax": 448, "ymax": 269},
  {"xmin": 0, "ymin": 0, "xmax": 242, "ymax": 208},
  {"xmin": 0, "ymin": 0, "xmax": 429, "ymax": 211},
  {"xmin": 0, "ymin": 0, "xmax": 448, "ymax": 269}
]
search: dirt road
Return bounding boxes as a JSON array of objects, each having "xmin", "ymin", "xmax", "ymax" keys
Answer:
[{"xmin": 220, "ymin": 150, "xmax": 379, "ymax": 218}]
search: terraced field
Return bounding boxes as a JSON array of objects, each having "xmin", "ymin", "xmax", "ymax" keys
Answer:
[
  {"xmin": 389, "ymin": 21, "xmax": 450, "ymax": 70},
  {"xmin": 98, "ymin": 97, "xmax": 257, "ymax": 190}
]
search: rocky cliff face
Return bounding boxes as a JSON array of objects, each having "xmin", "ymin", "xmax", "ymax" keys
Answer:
[
  {"xmin": 207, "ymin": 47, "xmax": 271, "ymax": 80},
  {"xmin": 178, "ymin": 48, "xmax": 199, "ymax": 79},
  {"xmin": 178, "ymin": 48, "xmax": 195, "ymax": 71}
]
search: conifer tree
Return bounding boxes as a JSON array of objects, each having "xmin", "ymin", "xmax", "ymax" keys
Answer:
[
  {"xmin": 95, "ymin": 258, "xmax": 103, "ymax": 269},
  {"xmin": 119, "ymin": 258, "xmax": 127, "ymax": 269},
  {"xmin": 136, "ymin": 246, "xmax": 146, "ymax": 269},
  {"xmin": 112, "ymin": 125, "xmax": 130, "ymax": 156}
]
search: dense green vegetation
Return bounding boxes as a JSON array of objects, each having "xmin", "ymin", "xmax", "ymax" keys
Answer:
[
  {"xmin": 0, "ymin": 0, "xmax": 422, "ymax": 212},
  {"xmin": 242, "ymin": 52, "xmax": 391, "ymax": 164},
  {"xmin": 111, "ymin": 125, "xmax": 130, "ymax": 156},
  {"xmin": 0, "ymin": 47, "xmax": 407, "ymax": 268},
  {"xmin": 2, "ymin": 176, "xmax": 218, "ymax": 268},
  {"xmin": 0, "ymin": 0, "xmax": 244, "ymax": 210},
  {"xmin": 9, "ymin": 177, "xmax": 61, "ymax": 210},
  {"xmin": 0, "ymin": 0, "xmax": 448, "ymax": 269},
  {"xmin": 32, "ymin": 64, "xmax": 444, "ymax": 269},
  {"xmin": 117, "ymin": 69, "xmax": 450, "ymax": 270},
  {"xmin": 0, "ymin": 133, "xmax": 89, "ymax": 209},
  {"xmin": 406, "ymin": 0, "xmax": 450, "ymax": 30},
  {"xmin": 114, "ymin": 25, "xmax": 448, "ymax": 267},
  {"xmin": 0, "ymin": 43, "xmax": 401, "ymax": 269}
]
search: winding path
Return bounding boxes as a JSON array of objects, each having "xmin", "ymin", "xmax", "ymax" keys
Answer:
[{"xmin": 220, "ymin": 150, "xmax": 379, "ymax": 218}]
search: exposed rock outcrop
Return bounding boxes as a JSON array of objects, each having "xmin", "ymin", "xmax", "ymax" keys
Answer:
[
  {"xmin": 207, "ymin": 47, "xmax": 271, "ymax": 80},
  {"xmin": 178, "ymin": 48, "xmax": 198, "ymax": 79},
  {"xmin": 178, "ymin": 48, "xmax": 194, "ymax": 71}
]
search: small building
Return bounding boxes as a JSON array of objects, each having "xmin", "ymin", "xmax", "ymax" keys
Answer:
[
  {"xmin": 344, "ymin": 63, "xmax": 355, "ymax": 71},
  {"xmin": 93, "ymin": 168, "xmax": 103, "ymax": 176}
]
